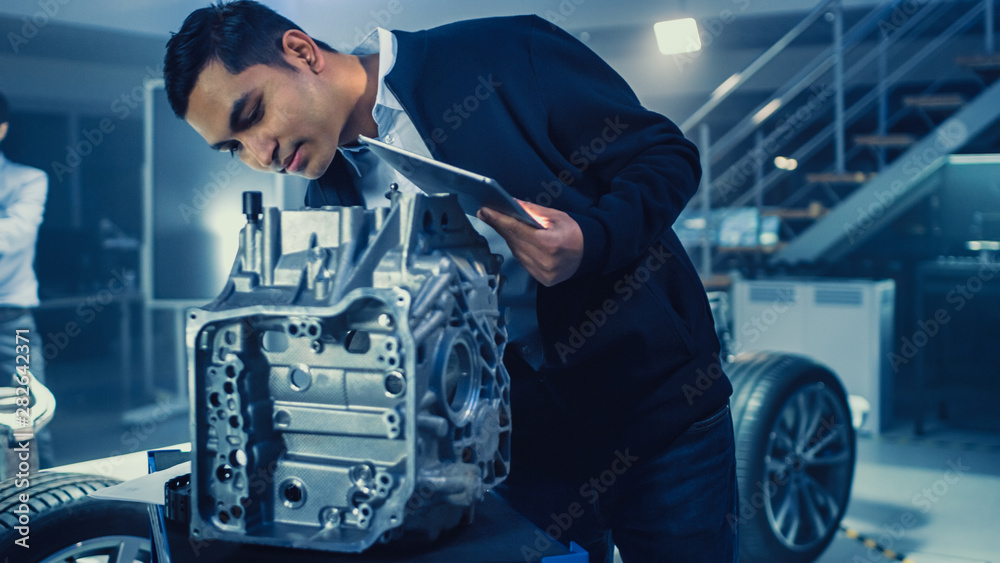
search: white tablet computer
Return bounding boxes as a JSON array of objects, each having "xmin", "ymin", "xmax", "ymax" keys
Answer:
[{"xmin": 358, "ymin": 135, "xmax": 543, "ymax": 229}]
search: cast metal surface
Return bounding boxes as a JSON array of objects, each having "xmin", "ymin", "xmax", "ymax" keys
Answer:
[{"xmin": 186, "ymin": 191, "xmax": 511, "ymax": 552}]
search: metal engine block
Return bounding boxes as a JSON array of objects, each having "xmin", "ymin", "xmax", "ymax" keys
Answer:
[{"xmin": 186, "ymin": 190, "xmax": 511, "ymax": 552}]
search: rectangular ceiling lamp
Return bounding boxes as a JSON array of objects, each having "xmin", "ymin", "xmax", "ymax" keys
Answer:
[{"xmin": 654, "ymin": 18, "xmax": 702, "ymax": 55}]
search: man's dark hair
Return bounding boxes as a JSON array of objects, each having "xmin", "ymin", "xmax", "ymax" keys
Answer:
[
  {"xmin": 164, "ymin": 0, "xmax": 334, "ymax": 118},
  {"xmin": 0, "ymin": 91, "xmax": 8, "ymax": 125}
]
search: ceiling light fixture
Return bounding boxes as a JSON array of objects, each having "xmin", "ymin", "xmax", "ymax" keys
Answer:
[{"xmin": 654, "ymin": 18, "xmax": 702, "ymax": 55}]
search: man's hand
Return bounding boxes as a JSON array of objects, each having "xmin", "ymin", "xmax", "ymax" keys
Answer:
[{"xmin": 477, "ymin": 199, "xmax": 584, "ymax": 287}]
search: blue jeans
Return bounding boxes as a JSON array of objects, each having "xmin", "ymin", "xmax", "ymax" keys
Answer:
[{"xmin": 497, "ymin": 403, "xmax": 738, "ymax": 563}]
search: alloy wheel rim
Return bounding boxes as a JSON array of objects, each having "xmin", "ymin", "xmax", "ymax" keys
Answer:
[
  {"xmin": 762, "ymin": 382, "xmax": 852, "ymax": 551},
  {"xmin": 42, "ymin": 534, "xmax": 151, "ymax": 563}
]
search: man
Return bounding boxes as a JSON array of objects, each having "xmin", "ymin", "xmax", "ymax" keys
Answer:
[
  {"xmin": 164, "ymin": 2, "xmax": 736, "ymax": 561},
  {"xmin": 0, "ymin": 91, "xmax": 53, "ymax": 468}
]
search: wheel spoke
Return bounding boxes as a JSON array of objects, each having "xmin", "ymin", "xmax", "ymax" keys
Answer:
[
  {"xmin": 773, "ymin": 425, "xmax": 796, "ymax": 452},
  {"xmin": 801, "ymin": 390, "xmax": 825, "ymax": 447},
  {"xmin": 114, "ymin": 536, "xmax": 147, "ymax": 563},
  {"xmin": 766, "ymin": 456, "xmax": 790, "ymax": 474},
  {"xmin": 795, "ymin": 392, "xmax": 810, "ymax": 448},
  {"xmin": 799, "ymin": 477, "xmax": 828, "ymax": 540},
  {"xmin": 803, "ymin": 424, "xmax": 840, "ymax": 459},
  {"xmin": 775, "ymin": 483, "xmax": 795, "ymax": 530},
  {"xmin": 804, "ymin": 450, "xmax": 849, "ymax": 465},
  {"xmin": 784, "ymin": 483, "xmax": 801, "ymax": 543},
  {"xmin": 802, "ymin": 472, "xmax": 840, "ymax": 516},
  {"xmin": 45, "ymin": 536, "xmax": 151, "ymax": 563},
  {"xmin": 762, "ymin": 378, "xmax": 854, "ymax": 550}
]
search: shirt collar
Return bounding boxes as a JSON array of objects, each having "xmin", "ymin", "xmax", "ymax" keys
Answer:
[
  {"xmin": 341, "ymin": 27, "xmax": 401, "ymax": 174},
  {"xmin": 349, "ymin": 27, "xmax": 402, "ymax": 113}
]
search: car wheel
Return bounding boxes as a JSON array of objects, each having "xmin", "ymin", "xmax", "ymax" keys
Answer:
[
  {"xmin": 728, "ymin": 352, "xmax": 856, "ymax": 563},
  {"xmin": 0, "ymin": 471, "xmax": 152, "ymax": 562}
]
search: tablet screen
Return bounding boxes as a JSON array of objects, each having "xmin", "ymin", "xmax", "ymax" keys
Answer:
[{"xmin": 358, "ymin": 135, "xmax": 543, "ymax": 229}]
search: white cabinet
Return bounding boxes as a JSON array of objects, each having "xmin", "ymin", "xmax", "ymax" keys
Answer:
[{"xmin": 732, "ymin": 278, "xmax": 895, "ymax": 434}]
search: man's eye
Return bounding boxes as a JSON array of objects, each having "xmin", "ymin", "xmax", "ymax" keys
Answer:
[{"xmin": 248, "ymin": 103, "xmax": 263, "ymax": 125}]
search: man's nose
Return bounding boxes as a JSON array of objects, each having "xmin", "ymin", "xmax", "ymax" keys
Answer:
[{"xmin": 242, "ymin": 134, "xmax": 279, "ymax": 171}]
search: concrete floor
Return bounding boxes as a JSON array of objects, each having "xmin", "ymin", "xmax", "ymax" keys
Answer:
[
  {"xmin": 42, "ymin": 357, "xmax": 1000, "ymax": 563},
  {"xmin": 816, "ymin": 430, "xmax": 1000, "ymax": 563}
]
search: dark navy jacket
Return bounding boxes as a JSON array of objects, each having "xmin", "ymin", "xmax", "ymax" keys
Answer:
[{"xmin": 307, "ymin": 15, "xmax": 732, "ymax": 472}]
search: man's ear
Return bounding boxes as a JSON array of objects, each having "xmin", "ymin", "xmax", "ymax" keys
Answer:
[
  {"xmin": 281, "ymin": 29, "xmax": 326, "ymax": 74},
  {"xmin": 0, "ymin": 122, "xmax": 8, "ymax": 143}
]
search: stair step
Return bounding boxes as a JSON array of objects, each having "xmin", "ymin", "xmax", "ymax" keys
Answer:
[
  {"xmin": 701, "ymin": 274, "xmax": 733, "ymax": 291},
  {"xmin": 955, "ymin": 53, "xmax": 1000, "ymax": 69},
  {"xmin": 761, "ymin": 202, "xmax": 828, "ymax": 219},
  {"xmin": 854, "ymin": 134, "xmax": 917, "ymax": 147},
  {"xmin": 805, "ymin": 172, "xmax": 874, "ymax": 184},
  {"xmin": 903, "ymin": 94, "xmax": 965, "ymax": 109},
  {"xmin": 716, "ymin": 244, "xmax": 786, "ymax": 254},
  {"xmin": 956, "ymin": 54, "xmax": 1000, "ymax": 84}
]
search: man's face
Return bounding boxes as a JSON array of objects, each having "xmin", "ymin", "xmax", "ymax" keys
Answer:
[{"xmin": 185, "ymin": 53, "xmax": 350, "ymax": 180}]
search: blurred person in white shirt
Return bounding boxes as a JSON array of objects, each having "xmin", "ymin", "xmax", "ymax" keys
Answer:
[{"xmin": 0, "ymin": 90, "xmax": 54, "ymax": 468}]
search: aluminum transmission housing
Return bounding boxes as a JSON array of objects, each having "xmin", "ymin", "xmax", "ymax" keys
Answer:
[{"xmin": 186, "ymin": 191, "xmax": 511, "ymax": 552}]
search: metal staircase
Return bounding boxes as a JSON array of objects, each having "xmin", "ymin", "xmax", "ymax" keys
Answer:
[
  {"xmin": 778, "ymin": 80, "xmax": 1000, "ymax": 262},
  {"xmin": 680, "ymin": 0, "xmax": 1000, "ymax": 275}
]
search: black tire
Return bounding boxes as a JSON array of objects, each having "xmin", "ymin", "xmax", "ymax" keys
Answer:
[
  {"xmin": 0, "ymin": 472, "xmax": 152, "ymax": 562},
  {"xmin": 728, "ymin": 352, "xmax": 856, "ymax": 563}
]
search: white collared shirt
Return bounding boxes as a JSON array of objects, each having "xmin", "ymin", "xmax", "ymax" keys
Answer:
[
  {"xmin": 338, "ymin": 28, "xmax": 429, "ymax": 208},
  {"xmin": 0, "ymin": 152, "xmax": 47, "ymax": 307}
]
